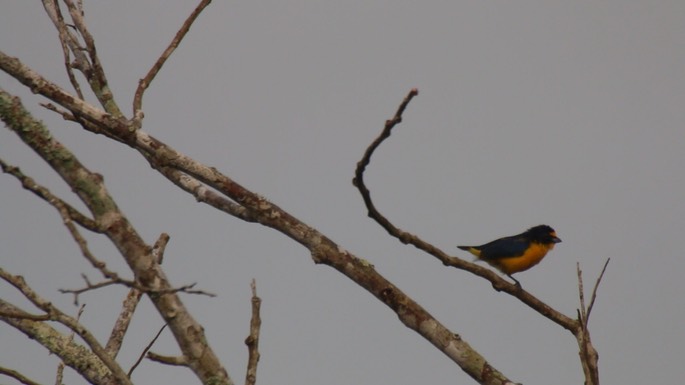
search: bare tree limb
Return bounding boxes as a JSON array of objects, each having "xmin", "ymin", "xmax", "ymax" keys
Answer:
[
  {"xmin": 586, "ymin": 258, "xmax": 610, "ymax": 325},
  {"xmin": 133, "ymin": 0, "xmax": 213, "ymax": 122},
  {"xmin": 0, "ymin": 88, "xmax": 233, "ymax": 385},
  {"xmin": 105, "ymin": 288, "xmax": 143, "ymax": 357},
  {"xmin": 0, "ymin": 309, "xmax": 51, "ymax": 321},
  {"xmin": 152, "ymin": 164, "xmax": 257, "ymax": 222},
  {"xmin": 0, "ymin": 268, "xmax": 133, "ymax": 385},
  {"xmin": 0, "ymin": 299, "xmax": 118, "ymax": 385},
  {"xmin": 147, "ymin": 353, "xmax": 189, "ymax": 367},
  {"xmin": 42, "ymin": 0, "xmax": 87, "ymax": 99},
  {"xmin": 54, "ymin": 362, "xmax": 65, "ymax": 385},
  {"xmin": 61, "ymin": 0, "xmax": 123, "ymax": 117},
  {"xmin": 244, "ymin": 279, "xmax": 262, "ymax": 385},
  {"xmin": 3, "ymin": 64, "xmax": 515, "ymax": 382},
  {"xmin": 129, "ymin": 324, "xmax": 167, "ymax": 377},
  {"xmin": 0, "ymin": 366, "xmax": 43, "ymax": 385},
  {"xmin": 351, "ymin": 89, "xmax": 582, "ymax": 334},
  {"xmin": 0, "ymin": 159, "xmax": 99, "ymax": 232}
]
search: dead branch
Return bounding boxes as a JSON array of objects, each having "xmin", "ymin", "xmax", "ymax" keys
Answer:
[
  {"xmin": 105, "ymin": 288, "xmax": 143, "ymax": 357},
  {"xmin": 244, "ymin": 279, "xmax": 262, "ymax": 385},
  {"xmin": 147, "ymin": 353, "xmax": 189, "ymax": 367},
  {"xmin": 61, "ymin": 0, "xmax": 123, "ymax": 117},
  {"xmin": 42, "ymin": 0, "xmax": 86, "ymax": 99},
  {"xmin": 153, "ymin": 233, "xmax": 171, "ymax": 264},
  {"xmin": 575, "ymin": 259, "xmax": 609, "ymax": 385},
  {"xmin": 2, "ymin": 67, "xmax": 512, "ymax": 382},
  {"xmin": 133, "ymin": 0, "xmax": 213, "ymax": 121},
  {"xmin": 0, "ymin": 89, "xmax": 232, "ymax": 385},
  {"xmin": 0, "ymin": 299, "xmax": 114, "ymax": 385},
  {"xmin": 0, "ymin": 366, "xmax": 43, "ymax": 385},
  {"xmin": 0, "ymin": 269, "xmax": 133, "ymax": 385},
  {"xmin": 129, "ymin": 324, "xmax": 167, "ymax": 377},
  {"xmin": 351, "ymin": 90, "xmax": 581, "ymax": 335},
  {"xmin": 0, "ymin": 159, "xmax": 99, "ymax": 232},
  {"xmin": 586, "ymin": 258, "xmax": 610, "ymax": 324}
]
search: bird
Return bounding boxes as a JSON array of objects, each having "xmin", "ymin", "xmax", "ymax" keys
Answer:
[{"xmin": 457, "ymin": 225, "xmax": 562, "ymax": 286}]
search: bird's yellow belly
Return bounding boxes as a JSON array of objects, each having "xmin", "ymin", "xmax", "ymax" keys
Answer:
[{"xmin": 487, "ymin": 243, "xmax": 554, "ymax": 275}]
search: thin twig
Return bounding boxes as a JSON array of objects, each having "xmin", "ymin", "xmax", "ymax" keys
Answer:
[
  {"xmin": 133, "ymin": 0, "xmax": 213, "ymax": 120},
  {"xmin": 42, "ymin": 0, "xmax": 92, "ymax": 82},
  {"xmin": 577, "ymin": 262, "xmax": 587, "ymax": 327},
  {"xmin": 54, "ymin": 0, "xmax": 123, "ymax": 117},
  {"xmin": 0, "ymin": 159, "xmax": 99, "ymax": 232},
  {"xmin": 129, "ymin": 324, "xmax": 167, "ymax": 377},
  {"xmin": 50, "ymin": 0, "xmax": 84, "ymax": 99},
  {"xmin": 0, "ymin": 366, "xmax": 42, "ymax": 385},
  {"xmin": 244, "ymin": 279, "xmax": 262, "ymax": 385},
  {"xmin": 586, "ymin": 258, "xmax": 610, "ymax": 326},
  {"xmin": 60, "ymin": 277, "xmax": 216, "ymax": 305},
  {"xmin": 146, "ymin": 352, "xmax": 189, "ymax": 367}
]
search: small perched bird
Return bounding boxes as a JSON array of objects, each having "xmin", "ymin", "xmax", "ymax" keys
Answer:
[{"xmin": 458, "ymin": 225, "xmax": 562, "ymax": 286}]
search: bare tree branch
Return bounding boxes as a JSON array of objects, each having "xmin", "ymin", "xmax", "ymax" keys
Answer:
[
  {"xmin": 61, "ymin": 0, "xmax": 123, "ymax": 117},
  {"xmin": 129, "ymin": 324, "xmax": 167, "ymax": 377},
  {"xmin": 105, "ymin": 288, "xmax": 143, "ymax": 357},
  {"xmin": 147, "ymin": 353, "xmax": 189, "ymax": 367},
  {"xmin": 153, "ymin": 233, "xmax": 171, "ymax": 264},
  {"xmin": 2, "ymin": 59, "xmax": 514, "ymax": 383},
  {"xmin": 0, "ymin": 299, "xmax": 118, "ymax": 385},
  {"xmin": 0, "ymin": 268, "xmax": 133, "ymax": 385},
  {"xmin": 152, "ymin": 164, "xmax": 257, "ymax": 222},
  {"xmin": 0, "ymin": 309, "xmax": 51, "ymax": 321},
  {"xmin": 0, "ymin": 366, "xmax": 43, "ymax": 385},
  {"xmin": 244, "ymin": 279, "xmax": 262, "ymax": 385},
  {"xmin": 351, "ymin": 89, "xmax": 582, "ymax": 335},
  {"xmin": 133, "ymin": 0, "xmax": 213, "ymax": 122},
  {"xmin": 54, "ymin": 362, "xmax": 65, "ymax": 385},
  {"xmin": 0, "ymin": 88, "xmax": 233, "ymax": 385},
  {"xmin": 586, "ymin": 258, "xmax": 610, "ymax": 324},
  {"xmin": 0, "ymin": 159, "xmax": 99, "ymax": 232},
  {"xmin": 42, "ymin": 0, "xmax": 87, "ymax": 99}
]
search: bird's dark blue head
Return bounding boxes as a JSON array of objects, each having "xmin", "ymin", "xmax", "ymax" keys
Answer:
[{"xmin": 527, "ymin": 225, "xmax": 562, "ymax": 244}]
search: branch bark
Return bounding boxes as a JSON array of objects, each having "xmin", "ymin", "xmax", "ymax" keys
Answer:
[{"xmin": 0, "ymin": 88, "xmax": 233, "ymax": 385}]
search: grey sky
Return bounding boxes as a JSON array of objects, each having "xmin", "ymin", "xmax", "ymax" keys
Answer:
[{"xmin": 2, "ymin": 1, "xmax": 684, "ymax": 384}]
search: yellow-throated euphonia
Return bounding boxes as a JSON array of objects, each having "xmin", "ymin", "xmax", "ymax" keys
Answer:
[{"xmin": 458, "ymin": 225, "xmax": 561, "ymax": 285}]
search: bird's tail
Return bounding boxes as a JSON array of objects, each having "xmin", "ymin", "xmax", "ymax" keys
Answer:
[{"xmin": 457, "ymin": 245, "xmax": 481, "ymax": 258}]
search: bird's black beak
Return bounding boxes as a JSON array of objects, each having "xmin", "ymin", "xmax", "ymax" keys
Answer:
[{"xmin": 552, "ymin": 236, "xmax": 562, "ymax": 243}]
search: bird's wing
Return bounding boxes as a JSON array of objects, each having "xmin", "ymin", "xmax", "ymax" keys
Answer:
[{"xmin": 478, "ymin": 236, "xmax": 530, "ymax": 260}]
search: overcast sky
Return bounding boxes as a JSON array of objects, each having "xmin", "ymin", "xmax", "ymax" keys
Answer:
[{"xmin": 2, "ymin": 1, "xmax": 684, "ymax": 384}]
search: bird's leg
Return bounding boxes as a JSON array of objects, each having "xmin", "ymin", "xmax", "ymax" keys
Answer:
[{"xmin": 508, "ymin": 274, "xmax": 522, "ymax": 288}]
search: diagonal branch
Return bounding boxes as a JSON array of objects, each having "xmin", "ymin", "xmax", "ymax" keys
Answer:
[
  {"xmin": 586, "ymin": 257, "xmax": 610, "ymax": 325},
  {"xmin": 352, "ymin": 89, "xmax": 580, "ymax": 334},
  {"xmin": 0, "ymin": 159, "xmax": 99, "ymax": 232},
  {"xmin": 0, "ymin": 366, "xmax": 43, "ymax": 385},
  {"xmin": 128, "ymin": 324, "xmax": 167, "ymax": 377},
  {"xmin": 105, "ymin": 288, "xmax": 143, "ymax": 357},
  {"xmin": 133, "ymin": 0, "xmax": 213, "ymax": 121},
  {"xmin": 1, "ymin": 62, "xmax": 520, "ymax": 381}
]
